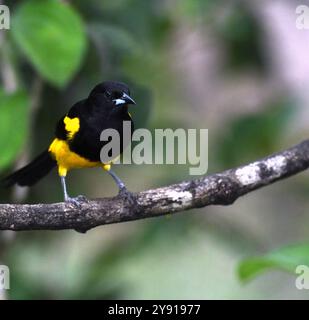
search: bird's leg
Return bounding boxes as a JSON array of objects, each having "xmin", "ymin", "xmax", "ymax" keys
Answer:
[
  {"xmin": 103, "ymin": 165, "xmax": 135, "ymax": 203},
  {"xmin": 107, "ymin": 169, "xmax": 127, "ymax": 192},
  {"xmin": 61, "ymin": 176, "xmax": 70, "ymax": 202},
  {"xmin": 60, "ymin": 176, "xmax": 88, "ymax": 206},
  {"xmin": 61, "ymin": 175, "xmax": 88, "ymax": 233}
]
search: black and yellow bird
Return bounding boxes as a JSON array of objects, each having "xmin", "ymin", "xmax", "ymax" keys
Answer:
[{"xmin": 2, "ymin": 81, "xmax": 136, "ymax": 204}]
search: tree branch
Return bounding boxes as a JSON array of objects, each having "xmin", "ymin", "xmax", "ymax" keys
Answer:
[{"xmin": 1, "ymin": 140, "xmax": 309, "ymax": 233}]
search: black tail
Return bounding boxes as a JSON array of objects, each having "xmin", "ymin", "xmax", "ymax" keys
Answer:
[{"xmin": 2, "ymin": 151, "xmax": 56, "ymax": 187}]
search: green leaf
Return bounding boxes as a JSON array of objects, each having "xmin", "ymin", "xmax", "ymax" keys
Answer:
[
  {"xmin": 11, "ymin": 0, "xmax": 87, "ymax": 87},
  {"xmin": 238, "ymin": 243, "xmax": 309, "ymax": 282},
  {"xmin": 0, "ymin": 89, "xmax": 29, "ymax": 170}
]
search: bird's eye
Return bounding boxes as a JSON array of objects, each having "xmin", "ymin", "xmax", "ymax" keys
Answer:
[{"xmin": 105, "ymin": 91, "xmax": 112, "ymax": 99}]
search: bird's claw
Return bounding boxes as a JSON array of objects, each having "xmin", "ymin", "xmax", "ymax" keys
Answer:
[
  {"xmin": 75, "ymin": 195, "xmax": 89, "ymax": 202},
  {"xmin": 65, "ymin": 195, "xmax": 89, "ymax": 208},
  {"xmin": 117, "ymin": 187, "xmax": 136, "ymax": 205}
]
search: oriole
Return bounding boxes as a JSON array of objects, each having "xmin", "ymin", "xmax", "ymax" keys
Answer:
[{"xmin": 3, "ymin": 81, "xmax": 136, "ymax": 204}]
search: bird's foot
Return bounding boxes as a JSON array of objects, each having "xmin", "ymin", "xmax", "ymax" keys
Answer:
[
  {"xmin": 65, "ymin": 195, "xmax": 89, "ymax": 208},
  {"xmin": 117, "ymin": 187, "xmax": 136, "ymax": 205},
  {"xmin": 75, "ymin": 195, "xmax": 89, "ymax": 202}
]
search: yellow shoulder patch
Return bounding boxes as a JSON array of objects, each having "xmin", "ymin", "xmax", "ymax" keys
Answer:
[{"xmin": 64, "ymin": 116, "xmax": 80, "ymax": 140}]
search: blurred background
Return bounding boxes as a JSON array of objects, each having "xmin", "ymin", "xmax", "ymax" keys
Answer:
[{"xmin": 1, "ymin": 0, "xmax": 309, "ymax": 299}]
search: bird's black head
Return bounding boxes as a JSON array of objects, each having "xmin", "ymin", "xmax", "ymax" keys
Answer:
[{"xmin": 89, "ymin": 81, "xmax": 136, "ymax": 107}]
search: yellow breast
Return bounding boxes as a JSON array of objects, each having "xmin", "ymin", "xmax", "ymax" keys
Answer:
[{"xmin": 49, "ymin": 138, "xmax": 100, "ymax": 176}]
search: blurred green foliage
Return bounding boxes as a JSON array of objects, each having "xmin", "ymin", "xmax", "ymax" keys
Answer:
[
  {"xmin": 216, "ymin": 102, "xmax": 293, "ymax": 168},
  {"xmin": 217, "ymin": 3, "xmax": 265, "ymax": 72},
  {"xmin": 0, "ymin": 90, "xmax": 29, "ymax": 169},
  {"xmin": 238, "ymin": 243, "xmax": 309, "ymax": 282},
  {"xmin": 0, "ymin": 0, "xmax": 308, "ymax": 299}
]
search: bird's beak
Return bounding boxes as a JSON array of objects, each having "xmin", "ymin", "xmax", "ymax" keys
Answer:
[{"xmin": 113, "ymin": 92, "xmax": 136, "ymax": 106}]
